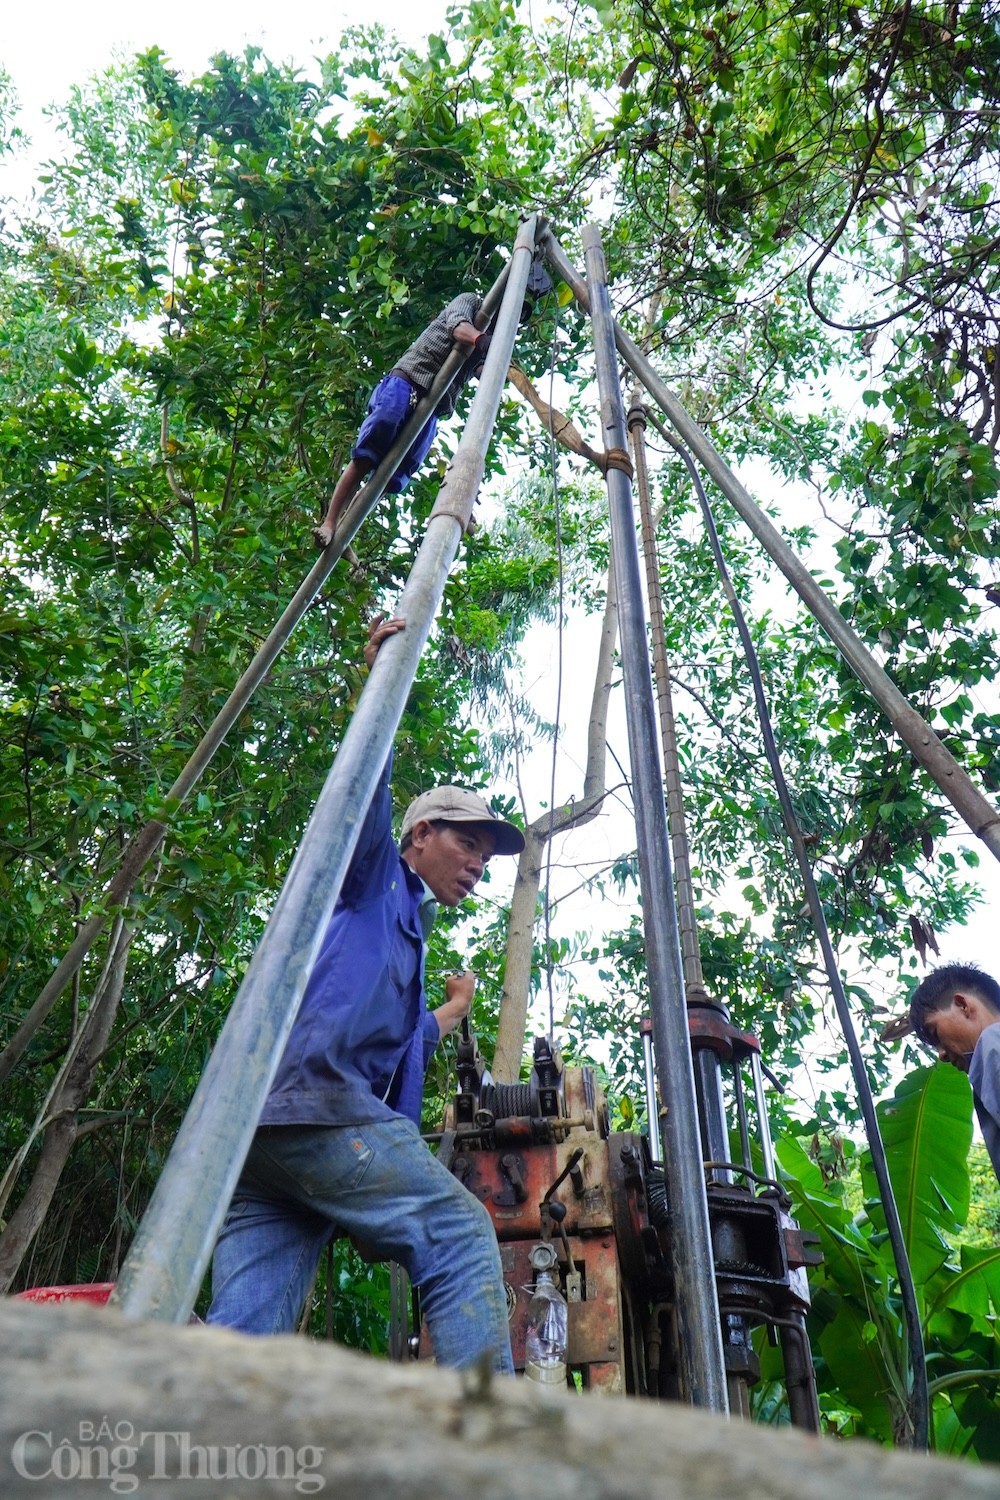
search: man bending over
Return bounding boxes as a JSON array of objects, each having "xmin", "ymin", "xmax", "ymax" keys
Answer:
[{"xmin": 909, "ymin": 961, "xmax": 1000, "ymax": 1185}]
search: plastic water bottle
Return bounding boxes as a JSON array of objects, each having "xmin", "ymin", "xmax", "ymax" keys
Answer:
[{"xmin": 524, "ymin": 1270, "xmax": 568, "ymax": 1386}]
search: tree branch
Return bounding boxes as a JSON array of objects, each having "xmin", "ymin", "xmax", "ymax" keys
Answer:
[{"xmin": 493, "ymin": 562, "xmax": 619, "ymax": 1082}]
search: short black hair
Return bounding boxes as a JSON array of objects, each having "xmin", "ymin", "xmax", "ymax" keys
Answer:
[{"xmin": 908, "ymin": 962, "xmax": 1000, "ymax": 1045}]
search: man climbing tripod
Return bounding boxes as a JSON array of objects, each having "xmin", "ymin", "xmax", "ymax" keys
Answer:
[
  {"xmin": 311, "ymin": 293, "xmax": 490, "ymax": 550},
  {"xmin": 312, "ymin": 256, "xmax": 552, "ymax": 551}
]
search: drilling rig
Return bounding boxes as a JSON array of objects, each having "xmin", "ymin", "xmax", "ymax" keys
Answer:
[
  {"xmin": 418, "ymin": 1016, "xmax": 822, "ymax": 1425},
  {"xmin": 414, "ymin": 225, "xmax": 825, "ymax": 1422},
  {"xmin": 98, "ymin": 216, "xmax": 964, "ymax": 1442}
]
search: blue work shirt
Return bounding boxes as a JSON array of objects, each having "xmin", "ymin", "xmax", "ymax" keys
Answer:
[{"xmin": 260, "ymin": 757, "xmax": 441, "ymax": 1129}]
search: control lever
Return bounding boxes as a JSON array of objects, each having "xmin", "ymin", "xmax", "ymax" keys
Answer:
[
  {"xmin": 500, "ymin": 1153, "xmax": 529, "ymax": 1203},
  {"xmin": 544, "ymin": 1146, "xmax": 586, "ymax": 1201}
]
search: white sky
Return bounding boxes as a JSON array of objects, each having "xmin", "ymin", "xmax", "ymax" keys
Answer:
[
  {"xmin": 2, "ymin": 1, "xmax": 438, "ymax": 111},
  {"xmin": 4, "ymin": 0, "xmax": 999, "ymax": 1116},
  {"xmin": 1, "ymin": 0, "xmax": 444, "ymax": 196}
]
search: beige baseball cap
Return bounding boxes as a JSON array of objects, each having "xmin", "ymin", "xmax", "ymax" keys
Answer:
[{"xmin": 401, "ymin": 786, "xmax": 525, "ymax": 855}]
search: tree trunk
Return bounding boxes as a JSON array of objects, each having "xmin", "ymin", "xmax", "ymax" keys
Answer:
[
  {"xmin": 0, "ymin": 918, "xmax": 134, "ymax": 1292},
  {"xmin": 1, "ymin": 1300, "xmax": 994, "ymax": 1500},
  {"xmin": 493, "ymin": 563, "xmax": 619, "ymax": 1082},
  {"xmin": 507, "ymin": 364, "xmax": 607, "ymax": 469}
]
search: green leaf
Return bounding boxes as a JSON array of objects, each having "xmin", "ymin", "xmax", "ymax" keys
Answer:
[
  {"xmin": 927, "ymin": 1242, "xmax": 1000, "ymax": 1326},
  {"xmin": 862, "ymin": 1066, "xmax": 973, "ymax": 1285}
]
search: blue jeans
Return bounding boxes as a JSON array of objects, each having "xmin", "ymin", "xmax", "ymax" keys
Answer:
[
  {"xmin": 352, "ymin": 374, "xmax": 438, "ymax": 492},
  {"xmin": 207, "ymin": 1119, "xmax": 513, "ymax": 1373}
]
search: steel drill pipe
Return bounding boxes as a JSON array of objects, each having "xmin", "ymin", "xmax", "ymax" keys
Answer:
[
  {"xmin": 640, "ymin": 1020, "xmax": 663, "ymax": 1165},
  {"xmin": 541, "ymin": 229, "xmax": 1000, "ymax": 866},
  {"xmin": 111, "ymin": 217, "xmax": 539, "ymax": 1324},
  {"xmin": 583, "ymin": 223, "xmax": 728, "ymax": 1415},
  {"xmin": 0, "ymin": 263, "xmax": 515, "ymax": 1091},
  {"xmin": 628, "ymin": 395, "xmax": 704, "ymax": 990}
]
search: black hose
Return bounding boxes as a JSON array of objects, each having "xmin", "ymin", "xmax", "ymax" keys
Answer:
[
  {"xmin": 650, "ymin": 416, "xmax": 929, "ymax": 1450},
  {"xmin": 645, "ymin": 1167, "xmax": 671, "ymax": 1231}
]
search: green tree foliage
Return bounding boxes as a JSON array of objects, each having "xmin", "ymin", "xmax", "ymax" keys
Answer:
[
  {"xmin": 589, "ymin": 0, "xmax": 1000, "ymax": 899},
  {"xmin": 965, "ymin": 1143, "xmax": 1000, "ymax": 1244},
  {"xmin": 0, "ymin": 29, "xmax": 566, "ymax": 1294},
  {"xmin": 522, "ymin": 0, "xmax": 1000, "ymax": 1128},
  {"xmin": 560, "ymin": 463, "xmax": 983, "ymax": 1127},
  {"xmin": 766, "ymin": 1067, "xmax": 1000, "ymax": 1456}
]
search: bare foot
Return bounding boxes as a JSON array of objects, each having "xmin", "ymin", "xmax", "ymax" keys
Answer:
[{"xmin": 312, "ymin": 524, "xmax": 334, "ymax": 549}]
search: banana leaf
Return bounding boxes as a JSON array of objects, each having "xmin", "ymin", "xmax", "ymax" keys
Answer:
[{"xmin": 862, "ymin": 1065, "xmax": 973, "ymax": 1286}]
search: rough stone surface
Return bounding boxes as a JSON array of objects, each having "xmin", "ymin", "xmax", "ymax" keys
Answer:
[{"xmin": 1, "ymin": 1299, "xmax": 997, "ymax": 1498}]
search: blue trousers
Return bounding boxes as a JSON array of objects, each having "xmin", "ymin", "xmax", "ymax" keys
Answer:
[
  {"xmin": 352, "ymin": 374, "xmax": 438, "ymax": 492},
  {"xmin": 207, "ymin": 1119, "xmax": 513, "ymax": 1373}
]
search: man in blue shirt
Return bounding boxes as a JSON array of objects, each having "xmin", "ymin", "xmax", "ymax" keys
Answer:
[
  {"xmin": 908, "ymin": 962, "xmax": 1000, "ymax": 1186},
  {"xmin": 208, "ymin": 616, "xmax": 524, "ymax": 1371}
]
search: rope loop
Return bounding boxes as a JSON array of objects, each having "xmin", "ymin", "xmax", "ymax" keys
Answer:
[{"xmin": 602, "ymin": 446, "xmax": 634, "ymax": 479}]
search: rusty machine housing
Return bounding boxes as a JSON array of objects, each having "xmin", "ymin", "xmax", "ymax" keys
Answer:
[{"xmin": 422, "ymin": 1028, "xmax": 822, "ymax": 1420}]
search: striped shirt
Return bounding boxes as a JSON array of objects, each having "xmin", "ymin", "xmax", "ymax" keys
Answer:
[{"xmin": 392, "ymin": 292, "xmax": 482, "ymax": 414}]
